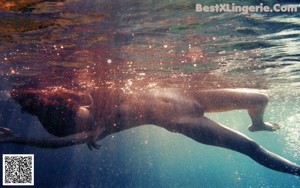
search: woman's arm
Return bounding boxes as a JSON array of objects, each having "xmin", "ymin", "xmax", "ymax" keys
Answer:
[{"xmin": 0, "ymin": 127, "xmax": 99, "ymax": 149}]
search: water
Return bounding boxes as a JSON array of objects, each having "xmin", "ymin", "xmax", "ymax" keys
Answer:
[{"xmin": 0, "ymin": 0, "xmax": 300, "ymax": 187}]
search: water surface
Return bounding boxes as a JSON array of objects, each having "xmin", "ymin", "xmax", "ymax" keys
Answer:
[{"xmin": 0, "ymin": 0, "xmax": 300, "ymax": 187}]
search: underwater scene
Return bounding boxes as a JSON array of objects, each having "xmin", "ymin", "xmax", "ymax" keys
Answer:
[{"xmin": 0, "ymin": 0, "xmax": 300, "ymax": 187}]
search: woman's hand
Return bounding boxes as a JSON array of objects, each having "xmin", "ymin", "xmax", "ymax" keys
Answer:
[{"xmin": 0, "ymin": 127, "xmax": 17, "ymax": 143}]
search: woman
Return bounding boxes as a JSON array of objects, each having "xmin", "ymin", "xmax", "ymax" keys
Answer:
[{"xmin": 1, "ymin": 86, "xmax": 299, "ymax": 176}]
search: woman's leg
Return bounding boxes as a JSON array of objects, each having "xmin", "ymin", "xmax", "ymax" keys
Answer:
[
  {"xmin": 168, "ymin": 116, "xmax": 300, "ymax": 176},
  {"xmin": 194, "ymin": 89, "xmax": 280, "ymax": 131}
]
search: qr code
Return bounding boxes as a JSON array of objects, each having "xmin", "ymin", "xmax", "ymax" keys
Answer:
[{"xmin": 2, "ymin": 154, "xmax": 34, "ymax": 186}]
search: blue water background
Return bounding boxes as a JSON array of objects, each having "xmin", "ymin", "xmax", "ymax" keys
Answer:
[{"xmin": 1, "ymin": 0, "xmax": 300, "ymax": 187}]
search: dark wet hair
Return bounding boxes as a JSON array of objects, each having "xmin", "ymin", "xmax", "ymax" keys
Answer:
[{"xmin": 10, "ymin": 88, "xmax": 90, "ymax": 137}]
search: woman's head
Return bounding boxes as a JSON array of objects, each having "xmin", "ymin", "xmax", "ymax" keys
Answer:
[{"xmin": 10, "ymin": 88, "xmax": 95, "ymax": 137}]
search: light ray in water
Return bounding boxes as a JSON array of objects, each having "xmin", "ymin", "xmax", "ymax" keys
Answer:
[{"xmin": 284, "ymin": 113, "xmax": 300, "ymax": 160}]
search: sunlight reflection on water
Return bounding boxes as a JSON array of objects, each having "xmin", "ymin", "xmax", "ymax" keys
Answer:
[
  {"xmin": 0, "ymin": 0, "xmax": 300, "ymax": 187},
  {"xmin": 284, "ymin": 113, "xmax": 300, "ymax": 159}
]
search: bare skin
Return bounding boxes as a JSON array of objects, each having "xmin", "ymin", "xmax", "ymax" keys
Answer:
[{"xmin": 0, "ymin": 87, "xmax": 299, "ymax": 176}]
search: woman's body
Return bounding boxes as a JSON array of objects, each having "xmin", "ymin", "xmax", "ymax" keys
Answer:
[{"xmin": 1, "ymin": 87, "xmax": 299, "ymax": 176}]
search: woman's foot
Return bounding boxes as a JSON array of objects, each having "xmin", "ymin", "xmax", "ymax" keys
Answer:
[{"xmin": 248, "ymin": 122, "xmax": 280, "ymax": 132}]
